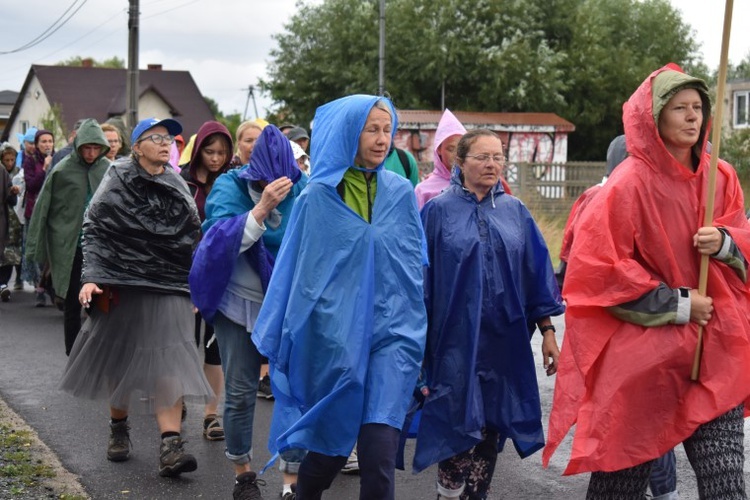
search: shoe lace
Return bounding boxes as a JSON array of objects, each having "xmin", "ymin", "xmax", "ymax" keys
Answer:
[
  {"xmin": 236, "ymin": 476, "xmax": 266, "ymax": 500},
  {"xmin": 111, "ymin": 424, "xmax": 132, "ymax": 448}
]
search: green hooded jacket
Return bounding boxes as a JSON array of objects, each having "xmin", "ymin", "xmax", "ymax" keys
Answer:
[{"xmin": 25, "ymin": 118, "xmax": 110, "ymax": 298}]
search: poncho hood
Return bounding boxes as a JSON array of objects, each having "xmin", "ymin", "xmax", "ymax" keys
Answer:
[
  {"xmin": 414, "ymin": 109, "xmax": 466, "ymax": 209},
  {"xmin": 238, "ymin": 125, "xmax": 302, "ymax": 185},
  {"xmin": 71, "ymin": 119, "xmax": 110, "ymax": 164},
  {"xmin": 308, "ymin": 94, "xmax": 397, "ymax": 187},
  {"xmin": 188, "ymin": 121, "xmax": 233, "ymax": 178}
]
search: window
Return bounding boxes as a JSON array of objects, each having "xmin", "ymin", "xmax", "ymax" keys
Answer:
[{"xmin": 734, "ymin": 91, "xmax": 749, "ymax": 128}]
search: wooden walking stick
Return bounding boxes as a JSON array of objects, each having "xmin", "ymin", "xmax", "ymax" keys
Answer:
[{"xmin": 691, "ymin": 0, "xmax": 734, "ymax": 381}]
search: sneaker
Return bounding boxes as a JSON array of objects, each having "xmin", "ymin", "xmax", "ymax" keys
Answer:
[
  {"xmin": 107, "ymin": 421, "xmax": 131, "ymax": 462},
  {"xmin": 257, "ymin": 375, "xmax": 274, "ymax": 400},
  {"xmin": 159, "ymin": 436, "xmax": 197, "ymax": 477},
  {"xmin": 281, "ymin": 491, "xmax": 296, "ymax": 500},
  {"xmin": 203, "ymin": 414, "xmax": 225, "ymax": 441},
  {"xmin": 0, "ymin": 285, "xmax": 10, "ymax": 302},
  {"xmin": 340, "ymin": 448, "xmax": 359, "ymax": 474},
  {"xmin": 233, "ymin": 471, "xmax": 266, "ymax": 500},
  {"xmin": 35, "ymin": 291, "xmax": 46, "ymax": 307}
]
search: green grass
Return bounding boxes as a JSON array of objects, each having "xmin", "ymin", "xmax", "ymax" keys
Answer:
[{"xmin": 0, "ymin": 409, "xmax": 87, "ymax": 499}]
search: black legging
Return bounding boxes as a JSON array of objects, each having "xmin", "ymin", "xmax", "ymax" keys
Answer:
[
  {"xmin": 587, "ymin": 404, "xmax": 746, "ymax": 500},
  {"xmin": 63, "ymin": 247, "xmax": 83, "ymax": 355},
  {"xmin": 194, "ymin": 312, "xmax": 221, "ymax": 365},
  {"xmin": 0, "ymin": 265, "xmax": 13, "ymax": 286},
  {"xmin": 296, "ymin": 423, "xmax": 400, "ymax": 500}
]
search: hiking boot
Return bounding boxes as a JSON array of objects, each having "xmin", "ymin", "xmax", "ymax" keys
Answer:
[
  {"xmin": 159, "ymin": 436, "xmax": 197, "ymax": 477},
  {"xmin": 107, "ymin": 421, "xmax": 131, "ymax": 462},
  {"xmin": 341, "ymin": 448, "xmax": 359, "ymax": 474},
  {"xmin": 13, "ymin": 280, "xmax": 23, "ymax": 291},
  {"xmin": 233, "ymin": 471, "xmax": 266, "ymax": 500},
  {"xmin": 0, "ymin": 285, "xmax": 10, "ymax": 302},
  {"xmin": 257, "ymin": 374, "xmax": 274, "ymax": 400}
]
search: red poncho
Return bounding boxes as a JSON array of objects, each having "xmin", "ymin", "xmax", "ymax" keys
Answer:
[{"xmin": 544, "ymin": 64, "xmax": 750, "ymax": 474}]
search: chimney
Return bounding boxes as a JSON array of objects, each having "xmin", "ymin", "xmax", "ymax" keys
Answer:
[
  {"xmin": 82, "ymin": 58, "xmax": 94, "ymax": 68},
  {"xmin": 147, "ymin": 64, "xmax": 162, "ymax": 71}
]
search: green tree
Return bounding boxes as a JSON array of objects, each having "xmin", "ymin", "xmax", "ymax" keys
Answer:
[
  {"xmin": 204, "ymin": 96, "xmax": 241, "ymax": 139},
  {"xmin": 56, "ymin": 56, "xmax": 125, "ymax": 68},
  {"xmin": 262, "ymin": 0, "xmax": 701, "ymax": 160}
]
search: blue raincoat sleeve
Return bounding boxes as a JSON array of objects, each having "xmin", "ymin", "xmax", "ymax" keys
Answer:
[{"xmin": 413, "ymin": 184, "xmax": 564, "ymax": 472}]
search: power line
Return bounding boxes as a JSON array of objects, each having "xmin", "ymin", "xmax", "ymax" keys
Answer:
[
  {"xmin": 0, "ymin": 0, "xmax": 90, "ymax": 55},
  {"xmin": 141, "ymin": 0, "xmax": 202, "ymax": 20}
]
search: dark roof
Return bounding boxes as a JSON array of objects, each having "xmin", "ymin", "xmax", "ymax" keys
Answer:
[
  {"xmin": 0, "ymin": 90, "xmax": 18, "ymax": 106},
  {"xmin": 397, "ymin": 109, "xmax": 575, "ymax": 133},
  {"xmin": 3, "ymin": 65, "xmax": 214, "ymax": 140}
]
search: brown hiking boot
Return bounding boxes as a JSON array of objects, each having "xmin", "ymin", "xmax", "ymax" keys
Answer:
[
  {"xmin": 158, "ymin": 436, "xmax": 197, "ymax": 477},
  {"xmin": 107, "ymin": 421, "xmax": 131, "ymax": 462}
]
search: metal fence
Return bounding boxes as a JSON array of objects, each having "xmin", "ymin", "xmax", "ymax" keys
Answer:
[{"xmin": 417, "ymin": 161, "xmax": 607, "ymax": 218}]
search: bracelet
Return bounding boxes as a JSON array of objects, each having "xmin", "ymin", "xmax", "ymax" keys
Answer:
[{"xmin": 539, "ymin": 325, "xmax": 556, "ymax": 334}]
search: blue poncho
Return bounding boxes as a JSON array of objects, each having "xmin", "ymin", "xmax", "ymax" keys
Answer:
[
  {"xmin": 189, "ymin": 125, "xmax": 305, "ymax": 324},
  {"xmin": 252, "ymin": 95, "xmax": 428, "ymax": 459},
  {"xmin": 414, "ymin": 168, "xmax": 564, "ymax": 472}
]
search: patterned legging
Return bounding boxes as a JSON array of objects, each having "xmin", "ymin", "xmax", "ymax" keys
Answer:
[
  {"xmin": 587, "ymin": 404, "xmax": 746, "ymax": 500},
  {"xmin": 437, "ymin": 429, "xmax": 499, "ymax": 500}
]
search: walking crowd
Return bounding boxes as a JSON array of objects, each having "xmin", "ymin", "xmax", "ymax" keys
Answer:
[{"xmin": 0, "ymin": 62, "xmax": 748, "ymax": 500}]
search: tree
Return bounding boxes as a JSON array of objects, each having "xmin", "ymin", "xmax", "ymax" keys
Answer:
[
  {"xmin": 56, "ymin": 56, "xmax": 125, "ymax": 68},
  {"xmin": 204, "ymin": 96, "xmax": 241, "ymax": 140},
  {"xmin": 262, "ymin": 0, "xmax": 702, "ymax": 160}
]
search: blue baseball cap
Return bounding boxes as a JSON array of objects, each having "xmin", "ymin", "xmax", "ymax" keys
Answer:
[{"xmin": 131, "ymin": 117, "xmax": 182, "ymax": 145}]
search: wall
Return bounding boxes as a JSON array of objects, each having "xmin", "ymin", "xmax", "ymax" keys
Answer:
[
  {"xmin": 7, "ymin": 75, "xmax": 52, "ymax": 149},
  {"xmin": 139, "ymin": 90, "xmax": 172, "ymax": 121}
]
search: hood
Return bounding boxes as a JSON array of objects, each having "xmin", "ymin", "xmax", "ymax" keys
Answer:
[
  {"xmin": 72, "ymin": 119, "xmax": 110, "ymax": 164},
  {"xmin": 238, "ymin": 124, "xmax": 302, "ymax": 185},
  {"xmin": 605, "ymin": 134, "xmax": 627, "ymax": 176},
  {"xmin": 189, "ymin": 121, "xmax": 233, "ymax": 179},
  {"xmin": 432, "ymin": 109, "xmax": 466, "ymax": 180},
  {"xmin": 309, "ymin": 94, "xmax": 397, "ymax": 187},
  {"xmin": 623, "ymin": 63, "xmax": 710, "ymax": 176}
]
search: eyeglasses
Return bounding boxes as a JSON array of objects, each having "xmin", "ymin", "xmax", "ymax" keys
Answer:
[
  {"xmin": 138, "ymin": 134, "xmax": 175, "ymax": 145},
  {"xmin": 465, "ymin": 154, "xmax": 505, "ymax": 164}
]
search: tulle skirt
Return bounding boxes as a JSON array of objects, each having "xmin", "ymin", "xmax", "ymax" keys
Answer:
[{"xmin": 59, "ymin": 288, "xmax": 213, "ymax": 414}]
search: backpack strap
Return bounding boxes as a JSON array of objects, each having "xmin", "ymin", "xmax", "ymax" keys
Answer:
[{"xmin": 395, "ymin": 148, "xmax": 411, "ymax": 180}]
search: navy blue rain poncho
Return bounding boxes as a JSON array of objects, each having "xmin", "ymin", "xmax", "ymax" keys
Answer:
[
  {"xmin": 252, "ymin": 95, "xmax": 428, "ymax": 460},
  {"xmin": 414, "ymin": 167, "xmax": 564, "ymax": 472},
  {"xmin": 188, "ymin": 125, "xmax": 306, "ymax": 324}
]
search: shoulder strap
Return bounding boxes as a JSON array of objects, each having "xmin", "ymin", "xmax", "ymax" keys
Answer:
[{"xmin": 395, "ymin": 148, "xmax": 411, "ymax": 179}]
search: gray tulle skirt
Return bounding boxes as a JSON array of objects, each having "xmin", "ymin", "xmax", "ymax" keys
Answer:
[{"xmin": 59, "ymin": 288, "xmax": 214, "ymax": 414}]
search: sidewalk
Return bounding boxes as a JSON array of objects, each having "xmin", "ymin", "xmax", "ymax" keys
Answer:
[{"xmin": 0, "ymin": 395, "xmax": 88, "ymax": 499}]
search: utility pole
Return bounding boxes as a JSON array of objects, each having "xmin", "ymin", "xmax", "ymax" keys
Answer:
[
  {"xmin": 126, "ymin": 0, "xmax": 140, "ymax": 133},
  {"xmin": 378, "ymin": 0, "xmax": 385, "ymax": 95},
  {"xmin": 242, "ymin": 85, "xmax": 259, "ymax": 121}
]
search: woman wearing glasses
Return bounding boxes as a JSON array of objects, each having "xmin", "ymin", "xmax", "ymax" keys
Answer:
[
  {"xmin": 416, "ymin": 129, "xmax": 564, "ymax": 499},
  {"xmin": 60, "ymin": 118, "xmax": 213, "ymax": 478}
]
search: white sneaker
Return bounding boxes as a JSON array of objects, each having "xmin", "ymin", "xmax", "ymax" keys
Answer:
[{"xmin": 340, "ymin": 448, "xmax": 359, "ymax": 474}]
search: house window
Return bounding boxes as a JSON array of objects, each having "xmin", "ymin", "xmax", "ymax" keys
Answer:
[
  {"xmin": 20, "ymin": 121, "xmax": 29, "ymax": 134},
  {"xmin": 735, "ymin": 91, "xmax": 749, "ymax": 128}
]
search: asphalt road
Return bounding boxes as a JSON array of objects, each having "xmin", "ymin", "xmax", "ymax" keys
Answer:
[{"xmin": 0, "ymin": 284, "xmax": 748, "ymax": 499}]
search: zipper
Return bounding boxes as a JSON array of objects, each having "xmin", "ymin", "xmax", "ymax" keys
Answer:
[{"xmin": 364, "ymin": 172, "xmax": 373, "ymax": 223}]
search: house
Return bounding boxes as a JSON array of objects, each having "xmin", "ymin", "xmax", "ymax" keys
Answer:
[
  {"xmin": 2, "ymin": 63, "xmax": 214, "ymax": 146},
  {"xmin": 0, "ymin": 90, "xmax": 19, "ymax": 137},
  {"xmin": 393, "ymin": 109, "xmax": 575, "ymax": 184},
  {"xmin": 725, "ymin": 78, "xmax": 750, "ymax": 131}
]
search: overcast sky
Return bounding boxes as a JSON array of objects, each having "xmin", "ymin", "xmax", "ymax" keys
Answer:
[{"xmin": 1, "ymin": 0, "xmax": 747, "ymax": 121}]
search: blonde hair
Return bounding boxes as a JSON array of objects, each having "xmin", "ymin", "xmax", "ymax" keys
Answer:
[
  {"xmin": 101, "ymin": 124, "xmax": 120, "ymax": 139},
  {"xmin": 235, "ymin": 121, "xmax": 263, "ymax": 145}
]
